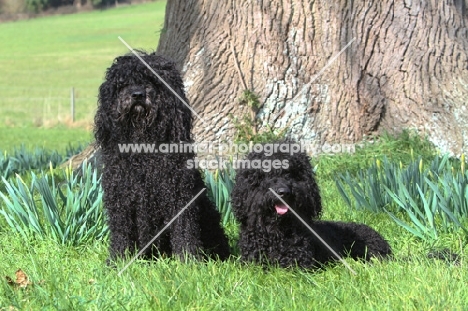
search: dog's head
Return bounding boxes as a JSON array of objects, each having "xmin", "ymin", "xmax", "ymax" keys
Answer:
[
  {"xmin": 94, "ymin": 52, "xmax": 192, "ymax": 146},
  {"xmin": 231, "ymin": 142, "xmax": 322, "ymax": 226}
]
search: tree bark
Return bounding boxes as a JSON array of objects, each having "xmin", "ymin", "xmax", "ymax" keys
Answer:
[{"xmin": 157, "ymin": 0, "xmax": 468, "ymax": 155}]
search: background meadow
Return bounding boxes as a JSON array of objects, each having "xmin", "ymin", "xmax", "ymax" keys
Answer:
[{"xmin": 0, "ymin": 1, "xmax": 166, "ymax": 151}]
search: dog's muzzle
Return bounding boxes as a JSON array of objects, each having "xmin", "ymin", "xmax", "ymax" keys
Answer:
[
  {"xmin": 272, "ymin": 186, "xmax": 291, "ymax": 215},
  {"xmin": 130, "ymin": 90, "xmax": 147, "ymax": 111},
  {"xmin": 127, "ymin": 88, "xmax": 153, "ymax": 124}
]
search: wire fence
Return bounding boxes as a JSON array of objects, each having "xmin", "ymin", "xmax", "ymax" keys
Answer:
[{"xmin": 0, "ymin": 86, "xmax": 97, "ymax": 127}]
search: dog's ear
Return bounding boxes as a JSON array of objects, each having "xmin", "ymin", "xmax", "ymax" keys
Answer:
[
  {"xmin": 231, "ymin": 168, "xmax": 264, "ymax": 224},
  {"xmin": 230, "ymin": 195, "xmax": 248, "ymax": 223},
  {"xmin": 230, "ymin": 171, "xmax": 247, "ymax": 223},
  {"xmin": 289, "ymin": 153, "xmax": 322, "ymax": 219},
  {"xmin": 94, "ymin": 80, "xmax": 117, "ymax": 146},
  {"xmin": 94, "ymin": 110, "xmax": 113, "ymax": 147}
]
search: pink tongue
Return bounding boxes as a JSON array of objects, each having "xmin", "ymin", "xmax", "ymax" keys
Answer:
[{"xmin": 275, "ymin": 204, "xmax": 288, "ymax": 215}]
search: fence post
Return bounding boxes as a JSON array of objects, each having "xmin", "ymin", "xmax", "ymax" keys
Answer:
[{"xmin": 71, "ymin": 87, "xmax": 75, "ymax": 122}]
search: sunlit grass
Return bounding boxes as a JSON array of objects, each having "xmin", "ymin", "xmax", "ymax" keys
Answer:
[
  {"xmin": 0, "ymin": 1, "xmax": 166, "ymax": 128},
  {"xmin": 0, "ymin": 127, "xmax": 91, "ymax": 153},
  {"xmin": 1, "ymin": 132, "xmax": 467, "ymax": 309}
]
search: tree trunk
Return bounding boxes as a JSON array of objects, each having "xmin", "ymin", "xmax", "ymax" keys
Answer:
[{"xmin": 157, "ymin": 0, "xmax": 468, "ymax": 155}]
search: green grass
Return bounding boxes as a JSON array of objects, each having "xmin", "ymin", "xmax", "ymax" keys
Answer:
[
  {"xmin": 316, "ymin": 130, "xmax": 437, "ymax": 181},
  {"xmin": 0, "ymin": 214, "xmax": 466, "ymax": 309},
  {"xmin": 1, "ymin": 134, "xmax": 468, "ymax": 309},
  {"xmin": 0, "ymin": 127, "xmax": 92, "ymax": 153},
  {"xmin": 0, "ymin": 1, "xmax": 167, "ymax": 149}
]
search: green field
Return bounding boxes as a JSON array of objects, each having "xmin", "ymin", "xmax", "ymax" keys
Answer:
[
  {"xmin": 0, "ymin": 1, "xmax": 167, "ymax": 151},
  {"xmin": 1, "ymin": 133, "xmax": 467, "ymax": 310}
]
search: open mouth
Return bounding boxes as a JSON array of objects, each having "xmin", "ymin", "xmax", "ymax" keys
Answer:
[
  {"xmin": 275, "ymin": 203, "xmax": 289, "ymax": 215},
  {"xmin": 272, "ymin": 186, "xmax": 291, "ymax": 215}
]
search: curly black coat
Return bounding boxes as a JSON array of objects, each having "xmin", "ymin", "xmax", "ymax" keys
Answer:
[
  {"xmin": 231, "ymin": 143, "xmax": 391, "ymax": 269},
  {"xmin": 94, "ymin": 52, "xmax": 230, "ymax": 261}
]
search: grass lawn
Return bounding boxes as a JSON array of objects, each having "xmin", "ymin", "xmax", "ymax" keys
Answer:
[
  {"xmin": 0, "ymin": 1, "xmax": 167, "ymax": 151},
  {"xmin": 1, "ymin": 233, "xmax": 466, "ymax": 310},
  {"xmin": 0, "ymin": 135, "xmax": 467, "ymax": 310},
  {"xmin": 0, "ymin": 180, "xmax": 466, "ymax": 310},
  {"xmin": 0, "ymin": 127, "xmax": 92, "ymax": 154}
]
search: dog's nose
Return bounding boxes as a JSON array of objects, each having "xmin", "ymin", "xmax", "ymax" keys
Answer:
[
  {"xmin": 131, "ymin": 90, "xmax": 145, "ymax": 100},
  {"xmin": 276, "ymin": 187, "xmax": 291, "ymax": 196}
]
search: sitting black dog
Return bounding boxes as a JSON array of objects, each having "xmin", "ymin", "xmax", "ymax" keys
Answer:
[{"xmin": 94, "ymin": 52, "xmax": 230, "ymax": 262}]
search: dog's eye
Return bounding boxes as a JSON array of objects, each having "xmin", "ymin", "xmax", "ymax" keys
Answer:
[{"xmin": 116, "ymin": 84, "xmax": 128, "ymax": 92}]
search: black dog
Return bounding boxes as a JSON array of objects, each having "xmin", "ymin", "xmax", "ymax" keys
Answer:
[
  {"xmin": 231, "ymin": 142, "xmax": 391, "ymax": 268},
  {"xmin": 94, "ymin": 52, "xmax": 230, "ymax": 261}
]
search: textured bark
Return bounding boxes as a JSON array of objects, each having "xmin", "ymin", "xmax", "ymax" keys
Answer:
[{"xmin": 157, "ymin": 0, "xmax": 468, "ymax": 155}]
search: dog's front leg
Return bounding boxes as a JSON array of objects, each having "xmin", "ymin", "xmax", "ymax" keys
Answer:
[
  {"xmin": 169, "ymin": 204, "xmax": 203, "ymax": 260},
  {"xmin": 106, "ymin": 205, "xmax": 138, "ymax": 261}
]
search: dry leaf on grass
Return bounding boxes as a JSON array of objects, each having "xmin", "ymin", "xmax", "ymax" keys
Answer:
[{"xmin": 5, "ymin": 269, "xmax": 32, "ymax": 288}]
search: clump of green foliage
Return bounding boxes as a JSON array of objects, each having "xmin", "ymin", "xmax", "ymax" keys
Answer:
[
  {"xmin": 231, "ymin": 90, "xmax": 286, "ymax": 144},
  {"xmin": 204, "ymin": 162, "xmax": 237, "ymax": 228},
  {"xmin": 203, "ymin": 161, "xmax": 239, "ymax": 254},
  {"xmin": 0, "ymin": 144, "xmax": 84, "ymax": 179},
  {"xmin": 0, "ymin": 152, "xmax": 13, "ymax": 180},
  {"xmin": 336, "ymin": 153, "xmax": 468, "ymax": 241},
  {"xmin": 0, "ymin": 162, "xmax": 107, "ymax": 245}
]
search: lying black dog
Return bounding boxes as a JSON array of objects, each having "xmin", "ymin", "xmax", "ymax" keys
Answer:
[{"xmin": 231, "ymin": 142, "xmax": 391, "ymax": 268}]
